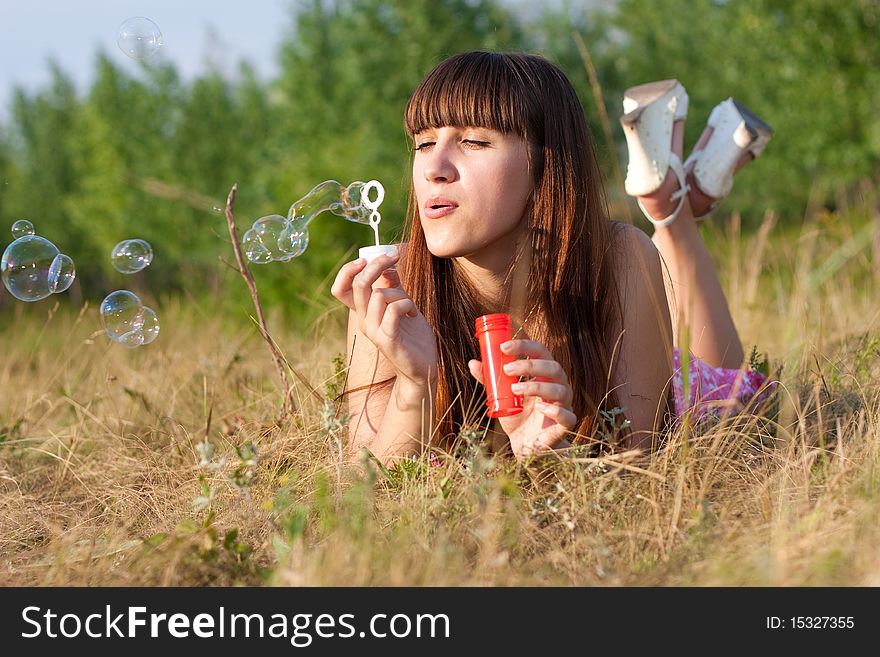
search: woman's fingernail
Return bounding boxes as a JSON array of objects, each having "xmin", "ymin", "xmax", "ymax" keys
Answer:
[
  {"xmin": 502, "ymin": 363, "xmax": 515, "ymax": 374},
  {"xmin": 353, "ymin": 258, "xmax": 365, "ymax": 265},
  {"xmin": 510, "ymin": 383, "xmax": 524, "ymax": 394},
  {"xmin": 500, "ymin": 341, "xmax": 513, "ymax": 353}
]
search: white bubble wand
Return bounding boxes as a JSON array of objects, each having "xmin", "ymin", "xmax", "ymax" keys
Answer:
[{"xmin": 357, "ymin": 180, "xmax": 397, "ymax": 263}]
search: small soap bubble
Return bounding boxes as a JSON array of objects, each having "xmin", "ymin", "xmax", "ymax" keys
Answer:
[
  {"xmin": 1, "ymin": 235, "xmax": 76, "ymax": 302},
  {"xmin": 111, "ymin": 239, "xmax": 153, "ymax": 274},
  {"xmin": 117, "ymin": 17, "xmax": 164, "ymax": 60},
  {"xmin": 242, "ymin": 228, "xmax": 272, "ymax": 264},
  {"xmin": 100, "ymin": 290, "xmax": 159, "ymax": 348},
  {"xmin": 140, "ymin": 307, "xmax": 160, "ymax": 345},
  {"xmin": 48, "ymin": 253, "xmax": 76, "ymax": 293},
  {"xmin": 11, "ymin": 220, "xmax": 34, "ymax": 238},
  {"xmin": 100, "ymin": 290, "xmax": 143, "ymax": 337}
]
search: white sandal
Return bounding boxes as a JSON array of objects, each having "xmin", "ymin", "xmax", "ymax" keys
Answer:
[
  {"xmin": 685, "ymin": 98, "xmax": 773, "ymax": 217},
  {"xmin": 620, "ymin": 79, "xmax": 690, "ymax": 228}
]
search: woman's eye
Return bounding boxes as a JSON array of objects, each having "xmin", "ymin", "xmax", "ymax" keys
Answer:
[
  {"xmin": 414, "ymin": 141, "xmax": 435, "ymax": 152},
  {"xmin": 462, "ymin": 139, "xmax": 490, "ymax": 148}
]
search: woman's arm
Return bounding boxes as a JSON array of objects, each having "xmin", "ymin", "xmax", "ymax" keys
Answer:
[
  {"xmin": 611, "ymin": 224, "xmax": 675, "ymax": 450},
  {"xmin": 331, "ymin": 253, "xmax": 439, "ymax": 464},
  {"xmin": 343, "ymin": 309, "xmax": 437, "ymax": 462}
]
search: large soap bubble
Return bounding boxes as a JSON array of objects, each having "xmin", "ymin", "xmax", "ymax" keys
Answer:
[
  {"xmin": 117, "ymin": 17, "xmax": 164, "ymax": 60},
  {"xmin": 2, "ymin": 231, "xmax": 76, "ymax": 302},
  {"xmin": 245, "ymin": 180, "xmax": 382, "ymax": 264},
  {"xmin": 111, "ymin": 239, "xmax": 153, "ymax": 273},
  {"xmin": 100, "ymin": 290, "xmax": 160, "ymax": 348}
]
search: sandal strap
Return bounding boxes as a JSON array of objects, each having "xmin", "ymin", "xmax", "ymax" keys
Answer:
[
  {"xmin": 637, "ymin": 152, "xmax": 690, "ymax": 228},
  {"xmin": 683, "ymin": 147, "xmax": 702, "ymax": 171}
]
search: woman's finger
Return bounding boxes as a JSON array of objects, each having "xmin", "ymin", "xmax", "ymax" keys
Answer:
[
  {"xmin": 377, "ymin": 264, "xmax": 402, "ymax": 289},
  {"xmin": 534, "ymin": 401, "xmax": 578, "ymax": 431},
  {"xmin": 468, "ymin": 359, "xmax": 485, "ymax": 385},
  {"xmin": 502, "ymin": 358, "xmax": 568, "ymax": 384},
  {"xmin": 330, "ymin": 258, "xmax": 368, "ymax": 309},
  {"xmin": 379, "ymin": 297, "xmax": 419, "ymax": 340},
  {"xmin": 510, "ymin": 380, "xmax": 572, "ymax": 406},
  {"xmin": 362, "ymin": 287, "xmax": 412, "ymax": 336},
  {"xmin": 499, "ymin": 338, "xmax": 553, "ymax": 360},
  {"xmin": 351, "ymin": 252, "xmax": 401, "ymax": 318}
]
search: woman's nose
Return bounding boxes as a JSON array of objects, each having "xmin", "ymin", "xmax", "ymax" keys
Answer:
[{"xmin": 423, "ymin": 146, "xmax": 457, "ymax": 183}]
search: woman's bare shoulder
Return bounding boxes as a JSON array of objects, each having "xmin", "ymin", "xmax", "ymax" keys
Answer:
[
  {"xmin": 608, "ymin": 221, "xmax": 661, "ymax": 283},
  {"xmin": 609, "ymin": 220, "xmax": 655, "ymax": 254}
]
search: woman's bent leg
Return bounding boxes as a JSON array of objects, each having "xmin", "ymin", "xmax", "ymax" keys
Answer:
[{"xmin": 651, "ymin": 209, "xmax": 744, "ymax": 370}]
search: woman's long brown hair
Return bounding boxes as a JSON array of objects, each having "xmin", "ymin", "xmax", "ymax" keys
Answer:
[{"xmin": 401, "ymin": 51, "xmax": 624, "ymax": 448}]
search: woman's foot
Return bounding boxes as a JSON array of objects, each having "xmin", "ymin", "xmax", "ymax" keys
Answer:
[
  {"xmin": 620, "ymin": 79, "xmax": 690, "ymax": 228},
  {"xmin": 684, "ymin": 98, "xmax": 773, "ymax": 220}
]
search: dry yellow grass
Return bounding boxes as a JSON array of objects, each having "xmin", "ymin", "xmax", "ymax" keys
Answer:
[{"xmin": 2, "ymin": 209, "xmax": 879, "ymax": 586}]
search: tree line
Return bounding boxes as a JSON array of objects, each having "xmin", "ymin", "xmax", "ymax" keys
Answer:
[{"xmin": 1, "ymin": 0, "xmax": 876, "ymax": 324}]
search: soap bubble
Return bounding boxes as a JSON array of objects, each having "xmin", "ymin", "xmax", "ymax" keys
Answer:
[
  {"xmin": 2, "ymin": 235, "xmax": 76, "ymax": 302},
  {"xmin": 111, "ymin": 239, "xmax": 153, "ymax": 273},
  {"xmin": 286, "ymin": 180, "xmax": 372, "ymax": 227},
  {"xmin": 117, "ymin": 17, "xmax": 164, "ymax": 60},
  {"xmin": 279, "ymin": 217, "xmax": 309, "ymax": 259},
  {"xmin": 100, "ymin": 290, "xmax": 160, "ymax": 348},
  {"xmin": 139, "ymin": 307, "xmax": 160, "ymax": 346},
  {"xmin": 242, "ymin": 215, "xmax": 293, "ymax": 264},
  {"xmin": 100, "ymin": 290, "xmax": 142, "ymax": 338},
  {"xmin": 48, "ymin": 254, "xmax": 76, "ymax": 293},
  {"xmin": 241, "ymin": 230, "xmax": 271, "ymax": 264},
  {"xmin": 244, "ymin": 180, "xmax": 380, "ymax": 264},
  {"xmin": 11, "ymin": 220, "xmax": 34, "ymax": 238}
]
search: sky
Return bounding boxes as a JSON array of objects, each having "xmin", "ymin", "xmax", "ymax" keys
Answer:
[
  {"xmin": 2, "ymin": 0, "xmax": 293, "ymax": 116},
  {"xmin": 1, "ymin": 0, "xmax": 551, "ymax": 119}
]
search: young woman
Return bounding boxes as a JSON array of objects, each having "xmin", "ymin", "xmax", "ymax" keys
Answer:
[{"xmin": 331, "ymin": 51, "xmax": 773, "ymax": 464}]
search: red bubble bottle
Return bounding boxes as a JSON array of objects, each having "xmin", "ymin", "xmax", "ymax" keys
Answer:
[{"xmin": 474, "ymin": 313, "xmax": 523, "ymax": 417}]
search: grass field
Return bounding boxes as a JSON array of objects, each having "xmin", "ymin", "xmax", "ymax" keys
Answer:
[{"xmin": 2, "ymin": 208, "xmax": 880, "ymax": 586}]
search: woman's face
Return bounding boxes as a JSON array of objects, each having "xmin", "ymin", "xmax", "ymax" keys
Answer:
[{"xmin": 411, "ymin": 126, "xmax": 533, "ymax": 270}]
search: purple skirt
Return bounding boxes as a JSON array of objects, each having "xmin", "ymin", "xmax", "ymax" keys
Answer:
[{"xmin": 672, "ymin": 348, "xmax": 775, "ymax": 419}]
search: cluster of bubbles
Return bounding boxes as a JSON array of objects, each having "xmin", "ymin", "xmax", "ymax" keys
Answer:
[
  {"xmin": 103, "ymin": 238, "xmax": 158, "ymax": 348},
  {"xmin": 100, "ymin": 290, "xmax": 160, "ymax": 348},
  {"xmin": 1, "ymin": 220, "xmax": 160, "ymax": 348},
  {"xmin": 1, "ymin": 221, "xmax": 76, "ymax": 302},
  {"xmin": 117, "ymin": 17, "xmax": 164, "ymax": 60},
  {"xmin": 106, "ymin": 19, "xmax": 161, "ymax": 346},
  {"xmin": 243, "ymin": 180, "xmax": 382, "ymax": 264}
]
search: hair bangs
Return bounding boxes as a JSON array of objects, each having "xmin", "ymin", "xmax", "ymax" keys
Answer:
[{"xmin": 404, "ymin": 52, "xmax": 532, "ymax": 137}]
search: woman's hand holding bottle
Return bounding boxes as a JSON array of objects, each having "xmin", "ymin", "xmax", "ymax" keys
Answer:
[
  {"xmin": 331, "ymin": 252, "xmax": 438, "ymax": 391},
  {"xmin": 468, "ymin": 338, "xmax": 576, "ymax": 460}
]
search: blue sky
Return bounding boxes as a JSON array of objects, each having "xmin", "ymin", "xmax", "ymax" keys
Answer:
[
  {"xmin": 2, "ymin": 0, "xmax": 292, "ymax": 115},
  {"xmin": 2, "ymin": 0, "xmax": 550, "ymax": 118}
]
